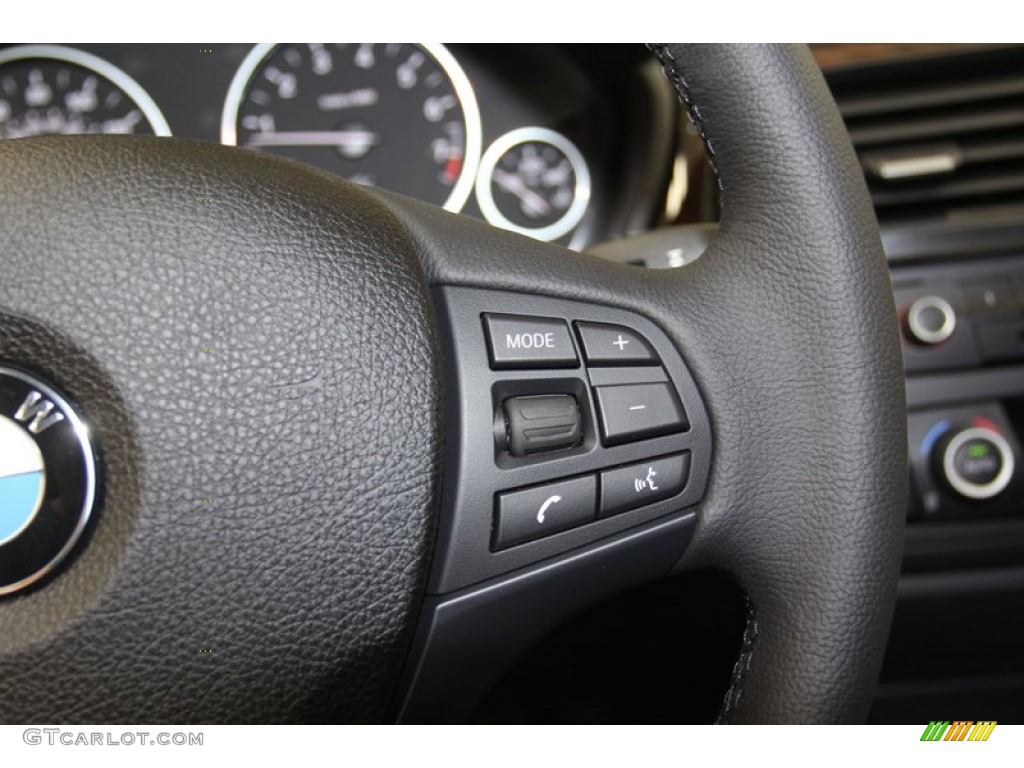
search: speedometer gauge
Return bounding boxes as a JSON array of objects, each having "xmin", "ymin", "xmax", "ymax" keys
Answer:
[
  {"xmin": 0, "ymin": 45, "xmax": 171, "ymax": 139},
  {"xmin": 222, "ymin": 43, "xmax": 481, "ymax": 213}
]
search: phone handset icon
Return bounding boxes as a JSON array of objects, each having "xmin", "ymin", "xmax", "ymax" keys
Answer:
[{"xmin": 536, "ymin": 495, "xmax": 562, "ymax": 524}]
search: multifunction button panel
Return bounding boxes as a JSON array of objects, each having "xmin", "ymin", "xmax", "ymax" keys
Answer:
[{"xmin": 433, "ymin": 287, "xmax": 711, "ymax": 594}]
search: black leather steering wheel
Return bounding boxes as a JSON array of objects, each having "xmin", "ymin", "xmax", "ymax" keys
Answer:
[{"xmin": 0, "ymin": 44, "xmax": 906, "ymax": 723}]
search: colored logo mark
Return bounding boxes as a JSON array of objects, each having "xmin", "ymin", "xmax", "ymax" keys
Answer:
[
  {"xmin": 0, "ymin": 366, "xmax": 98, "ymax": 597},
  {"xmin": 0, "ymin": 414, "xmax": 46, "ymax": 545},
  {"xmin": 920, "ymin": 721, "xmax": 997, "ymax": 742}
]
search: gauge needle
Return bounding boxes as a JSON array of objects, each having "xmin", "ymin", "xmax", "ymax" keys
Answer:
[
  {"xmin": 492, "ymin": 168, "xmax": 552, "ymax": 217},
  {"xmin": 246, "ymin": 130, "xmax": 381, "ymax": 150}
]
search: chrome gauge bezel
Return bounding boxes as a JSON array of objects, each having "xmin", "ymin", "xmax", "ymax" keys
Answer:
[
  {"xmin": 475, "ymin": 126, "xmax": 591, "ymax": 243},
  {"xmin": 0, "ymin": 44, "xmax": 172, "ymax": 136},
  {"xmin": 220, "ymin": 43, "xmax": 483, "ymax": 214}
]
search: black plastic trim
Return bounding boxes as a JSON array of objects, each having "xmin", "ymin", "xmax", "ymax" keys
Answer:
[
  {"xmin": 904, "ymin": 520, "xmax": 1024, "ymax": 572},
  {"xmin": 393, "ymin": 511, "xmax": 696, "ymax": 723},
  {"xmin": 883, "ymin": 221, "xmax": 1024, "ymax": 264},
  {"xmin": 908, "ymin": 364, "xmax": 1024, "ymax": 409}
]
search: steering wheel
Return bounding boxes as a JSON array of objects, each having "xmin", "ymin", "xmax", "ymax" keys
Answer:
[{"xmin": 0, "ymin": 44, "xmax": 905, "ymax": 723}]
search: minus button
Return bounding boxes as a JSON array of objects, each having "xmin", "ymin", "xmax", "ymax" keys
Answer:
[{"xmin": 593, "ymin": 383, "xmax": 688, "ymax": 446}]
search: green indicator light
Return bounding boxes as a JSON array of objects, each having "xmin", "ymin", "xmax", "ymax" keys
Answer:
[{"xmin": 967, "ymin": 443, "xmax": 990, "ymax": 459}]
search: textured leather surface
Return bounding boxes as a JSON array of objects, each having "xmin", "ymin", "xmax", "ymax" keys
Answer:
[
  {"xmin": 378, "ymin": 44, "xmax": 907, "ymax": 723},
  {"xmin": 0, "ymin": 137, "xmax": 442, "ymax": 722}
]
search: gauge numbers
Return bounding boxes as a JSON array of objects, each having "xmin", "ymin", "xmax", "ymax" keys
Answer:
[
  {"xmin": 475, "ymin": 127, "xmax": 591, "ymax": 242},
  {"xmin": 223, "ymin": 44, "xmax": 482, "ymax": 213},
  {"xmin": 0, "ymin": 45, "xmax": 170, "ymax": 139}
]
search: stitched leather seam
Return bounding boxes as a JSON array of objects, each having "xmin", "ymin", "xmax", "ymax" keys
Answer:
[
  {"xmin": 717, "ymin": 597, "xmax": 758, "ymax": 723},
  {"xmin": 646, "ymin": 43, "xmax": 724, "ymax": 194},
  {"xmin": 649, "ymin": 42, "xmax": 750, "ymax": 721}
]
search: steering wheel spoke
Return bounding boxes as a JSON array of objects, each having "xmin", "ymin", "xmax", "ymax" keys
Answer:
[{"xmin": 347, "ymin": 200, "xmax": 711, "ymax": 722}]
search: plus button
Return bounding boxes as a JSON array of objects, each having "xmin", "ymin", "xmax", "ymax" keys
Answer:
[{"xmin": 612, "ymin": 335, "xmax": 630, "ymax": 351}]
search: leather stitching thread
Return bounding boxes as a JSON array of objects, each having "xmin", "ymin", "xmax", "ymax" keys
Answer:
[
  {"xmin": 649, "ymin": 41, "xmax": 754, "ymax": 722},
  {"xmin": 646, "ymin": 43, "xmax": 724, "ymax": 196},
  {"xmin": 717, "ymin": 597, "xmax": 758, "ymax": 723},
  {"xmin": 649, "ymin": 41, "xmax": 749, "ymax": 721}
]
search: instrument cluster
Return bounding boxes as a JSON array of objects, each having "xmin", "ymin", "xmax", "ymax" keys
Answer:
[{"xmin": 0, "ymin": 44, "xmax": 676, "ymax": 248}]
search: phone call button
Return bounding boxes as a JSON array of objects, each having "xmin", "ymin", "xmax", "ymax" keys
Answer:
[{"xmin": 493, "ymin": 475, "xmax": 596, "ymax": 551}]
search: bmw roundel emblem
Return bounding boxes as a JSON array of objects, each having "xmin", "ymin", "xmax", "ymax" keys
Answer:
[{"xmin": 0, "ymin": 365, "xmax": 96, "ymax": 596}]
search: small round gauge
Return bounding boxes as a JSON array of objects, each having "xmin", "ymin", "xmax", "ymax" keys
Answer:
[
  {"xmin": 222, "ymin": 44, "xmax": 482, "ymax": 213},
  {"xmin": 475, "ymin": 127, "xmax": 591, "ymax": 242},
  {"xmin": 0, "ymin": 45, "xmax": 171, "ymax": 139}
]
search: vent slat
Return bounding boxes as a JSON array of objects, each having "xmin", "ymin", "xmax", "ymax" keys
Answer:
[
  {"xmin": 871, "ymin": 169, "xmax": 1024, "ymax": 208},
  {"xmin": 963, "ymin": 137, "xmax": 1024, "ymax": 165},
  {"xmin": 838, "ymin": 75, "xmax": 1024, "ymax": 119},
  {"xmin": 847, "ymin": 104, "xmax": 1024, "ymax": 147},
  {"xmin": 861, "ymin": 136, "xmax": 1024, "ymax": 181}
]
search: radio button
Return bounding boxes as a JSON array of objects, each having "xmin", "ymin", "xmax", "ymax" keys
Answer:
[{"xmin": 905, "ymin": 295, "xmax": 957, "ymax": 346}]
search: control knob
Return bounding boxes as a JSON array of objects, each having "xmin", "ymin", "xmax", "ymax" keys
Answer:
[{"xmin": 935, "ymin": 425, "xmax": 1015, "ymax": 501}]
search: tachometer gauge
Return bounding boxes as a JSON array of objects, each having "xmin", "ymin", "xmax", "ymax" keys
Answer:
[
  {"xmin": 222, "ymin": 43, "xmax": 481, "ymax": 213},
  {"xmin": 475, "ymin": 127, "xmax": 590, "ymax": 242},
  {"xmin": 0, "ymin": 45, "xmax": 171, "ymax": 138}
]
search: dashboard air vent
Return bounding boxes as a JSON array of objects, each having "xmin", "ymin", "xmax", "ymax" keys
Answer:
[{"xmin": 826, "ymin": 46, "xmax": 1024, "ymax": 227}]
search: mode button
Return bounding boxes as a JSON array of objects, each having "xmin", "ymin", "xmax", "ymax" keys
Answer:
[{"xmin": 483, "ymin": 314, "xmax": 579, "ymax": 369}]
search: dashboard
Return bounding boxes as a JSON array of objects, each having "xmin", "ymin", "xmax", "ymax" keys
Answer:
[{"xmin": 0, "ymin": 43, "xmax": 677, "ymax": 250}]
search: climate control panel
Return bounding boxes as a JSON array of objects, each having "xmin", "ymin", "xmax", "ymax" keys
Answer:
[
  {"xmin": 937, "ymin": 425, "xmax": 1015, "ymax": 501},
  {"xmin": 909, "ymin": 404, "xmax": 1022, "ymax": 520}
]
